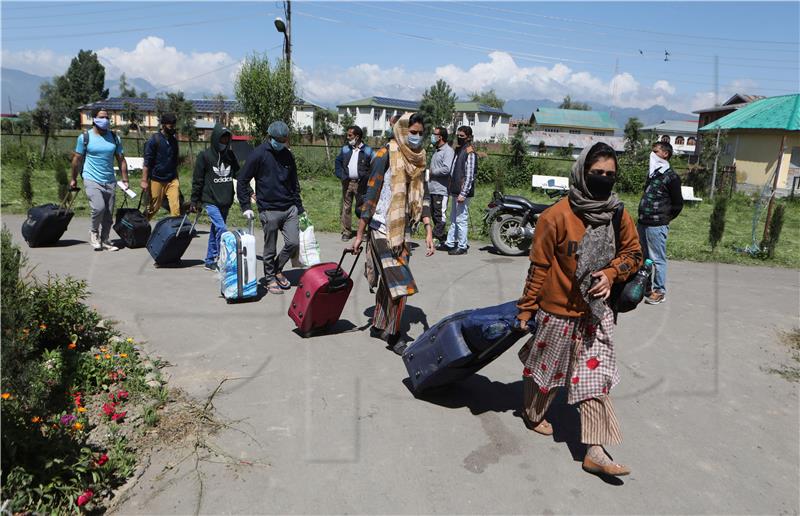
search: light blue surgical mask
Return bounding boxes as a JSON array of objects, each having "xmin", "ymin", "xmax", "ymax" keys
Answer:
[
  {"xmin": 430, "ymin": 134, "xmax": 438, "ymax": 145},
  {"xmin": 93, "ymin": 117, "xmax": 109, "ymax": 130},
  {"xmin": 407, "ymin": 134, "xmax": 423, "ymax": 149},
  {"xmin": 270, "ymin": 138, "xmax": 285, "ymax": 151}
]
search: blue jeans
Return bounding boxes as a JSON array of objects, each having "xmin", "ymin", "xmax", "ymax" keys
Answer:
[
  {"xmin": 445, "ymin": 196, "xmax": 471, "ymax": 250},
  {"xmin": 205, "ymin": 204, "xmax": 229, "ymax": 266},
  {"xmin": 638, "ymin": 224, "xmax": 669, "ymax": 293}
]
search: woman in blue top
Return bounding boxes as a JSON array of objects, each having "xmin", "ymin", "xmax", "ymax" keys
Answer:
[{"xmin": 70, "ymin": 108, "xmax": 128, "ymax": 251}]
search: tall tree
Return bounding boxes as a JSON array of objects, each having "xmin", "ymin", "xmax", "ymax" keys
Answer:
[
  {"xmin": 559, "ymin": 95, "xmax": 591, "ymax": 111},
  {"xmin": 339, "ymin": 111, "xmax": 355, "ymax": 135},
  {"xmin": 418, "ymin": 79, "xmax": 456, "ymax": 136},
  {"xmin": 234, "ymin": 53, "xmax": 295, "ymax": 142},
  {"xmin": 509, "ymin": 126, "xmax": 528, "ymax": 170},
  {"xmin": 118, "ymin": 73, "xmax": 138, "ymax": 97},
  {"xmin": 469, "ymin": 89, "xmax": 504, "ymax": 110},
  {"xmin": 624, "ymin": 117, "xmax": 644, "ymax": 153},
  {"xmin": 212, "ymin": 93, "xmax": 230, "ymax": 126},
  {"xmin": 55, "ymin": 50, "xmax": 109, "ymax": 128},
  {"xmin": 313, "ymin": 108, "xmax": 337, "ymax": 161},
  {"xmin": 32, "ymin": 81, "xmax": 68, "ymax": 159}
]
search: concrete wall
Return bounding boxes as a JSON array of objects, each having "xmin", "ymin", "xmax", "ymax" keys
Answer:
[{"xmin": 729, "ymin": 131, "xmax": 800, "ymax": 189}]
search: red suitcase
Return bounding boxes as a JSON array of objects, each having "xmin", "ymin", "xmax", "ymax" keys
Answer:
[{"xmin": 288, "ymin": 248, "xmax": 361, "ymax": 336}]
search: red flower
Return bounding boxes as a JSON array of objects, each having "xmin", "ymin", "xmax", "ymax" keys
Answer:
[
  {"xmin": 76, "ymin": 489, "xmax": 93, "ymax": 507},
  {"xmin": 536, "ymin": 341, "xmax": 547, "ymax": 349},
  {"xmin": 111, "ymin": 411, "xmax": 127, "ymax": 422},
  {"xmin": 586, "ymin": 357, "xmax": 600, "ymax": 370},
  {"xmin": 554, "ymin": 372, "xmax": 564, "ymax": 380},
  {"xmin": 102, "ymin": 402, "xmax": 116, "ymax": 417},
  {"xmin": 96, "ymin": 453, "xmax": 109, "ymax": 466},
  {"xmin": 539, "ymin": 386, "xmax": 549, "ymax": 394},
  {"xmin": 540, "ymin": 363, "xmax": 547, "ymax": 371},
  {"xmin": 116, "ymin": 390, "xmax": 129, "ymax": 400},
  {"xmin": 522, "ymin": 367, "xmax": 532, "ymax": 377},
  {"xmin": 571, "ymin": 376, "xmax": 580, "ymax": 384}
]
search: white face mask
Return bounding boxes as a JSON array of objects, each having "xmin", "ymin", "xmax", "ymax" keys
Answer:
[{"xmin": 348, "ymin": 138, "xmax": 357, "ymax": 147}]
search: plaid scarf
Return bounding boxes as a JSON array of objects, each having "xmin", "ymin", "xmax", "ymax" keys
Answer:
[{"xmin": 386, "ymin": 114, "xmax": 426, "ymax": 251}]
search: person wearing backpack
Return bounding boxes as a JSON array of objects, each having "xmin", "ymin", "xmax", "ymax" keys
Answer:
[
  {"xmin": 70, "ymin": 108, "xmax": 128, "ymax": 251},
  {"xmin": 141, "ymin": 113, "xmax": 180, "ymax": 220},
  {"xmin": 516, "ymin": 142, "xmax": 642, "ymax": 477},
  {"xmin": 190, "ymin": 123, "xmax": 240, "ymax": 271}
]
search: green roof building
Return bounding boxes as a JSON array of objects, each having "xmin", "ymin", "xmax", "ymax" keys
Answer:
[{"xmin": 530, "ymin": 107, "xmax": 618, "ymax": 136}]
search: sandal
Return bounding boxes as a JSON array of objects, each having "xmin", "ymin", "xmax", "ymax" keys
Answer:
[
  {"xmin": 527, "ymin": 419, "xmax": 553, "ymax": 436},
  {"xmin": 267, "ymin": 282, "xmax": 284, "ymax": 295},
  {"xmin": 275, "ymin": 273, "xmax": 291, "ymax": 290}
]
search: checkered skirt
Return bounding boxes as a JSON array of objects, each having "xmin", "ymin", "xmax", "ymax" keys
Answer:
[{"xmin": 520, "ymin": 307, "xmax": 619, "ymax": 405}]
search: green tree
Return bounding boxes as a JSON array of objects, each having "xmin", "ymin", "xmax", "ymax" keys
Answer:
[
  {"xmin": 118, "ymin": 73, "xmax": 137, "ymax": 97},
  {"xmin": 559, "ymin": 95, "xmax": 591, "ymax": 111},
  {"xmin": 21, "ymin": 152, "xmax": 35, "ymax": 208},
  {"xmin": 760, "ymin": 204, "xmax": 785, "ymax": 259},
  {"xmin": 32, "ymin": 81, "xmax": 68, "ymax": 159},
  {"xmin": 234, "ymin": 53, "xmax": 295, "ymax": 142},
  {"xmin": 469, "ymin": 89, "xmax": 504, "ymax": 109},
  {"xmin": 509, "ymin": 126, "xmax": 529, "ymax": 170},
  {"xmin": 212, "ymin": 93, "xmax": 231, "ymax": 126},
  {"xmin": 14, "ymin": 112, "xmax": 32, "ymax": 134},
  {"xmin": 339, "ymin": 111, "xmax": 355, "ymax": 135},
  {"xmin": 154, "ymin": 91, "xmax": 197, "ymax": 156},
  {"xmin": 55, "ymin": 160, "xmax": 69, "ymax": 200},
  {"xmin": 708, "ymin": 196, "xmax": 727, "ymax": 251},
  {"xmin": 55, "ymin": 50, "xmax": 108, "ymax": 128},
  {"xmin": 537, "ymin": 140, "xmax": 547, "ymax": 155},
  {"xmin": 121, "ymin": 101, "xmax": 144, "ymax": 154},
  {"xmin": 418, "ymin": 79, "xmax": 456, "ymax": 136},
  {"xmin": 624, "ymin": 117, "xmax": 644, "ymax": 153},
  {"xmin": 313, "ymin": 108, "xmax": 337, "ymax": 161}
]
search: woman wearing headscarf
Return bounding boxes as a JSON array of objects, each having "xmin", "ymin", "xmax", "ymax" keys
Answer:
[
  {"xmin": 352, "ymin": 113, "xmax": 435, "ymax": 355},
  {"xmin": 516, "ymin": 142, "xmax": 642, "ymax": 476}
]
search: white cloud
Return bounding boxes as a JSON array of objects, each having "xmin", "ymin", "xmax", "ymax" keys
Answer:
[{"xmin": 1, "ymin": 49, "xmax": 70, "ymax": 76}]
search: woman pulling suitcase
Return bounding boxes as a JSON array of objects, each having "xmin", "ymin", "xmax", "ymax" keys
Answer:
[{"xmin": 516, "ymin": 142, "xmax": 642, "ymax": 477}]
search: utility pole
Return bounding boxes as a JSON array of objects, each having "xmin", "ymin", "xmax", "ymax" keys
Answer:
[{"xmin": 274, "ymin": 1, "xmax": 291, "ymax": 68}]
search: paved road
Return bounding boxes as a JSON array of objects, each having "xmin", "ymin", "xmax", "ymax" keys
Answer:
[{"xmin": 5, "ymin": 214, "xmax": 799, "ymax": 514}]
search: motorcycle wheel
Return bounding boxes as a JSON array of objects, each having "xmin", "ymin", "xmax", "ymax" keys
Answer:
[{"xmin": 490, "ymin": 214, "xmax": 533, "ymax": 256}]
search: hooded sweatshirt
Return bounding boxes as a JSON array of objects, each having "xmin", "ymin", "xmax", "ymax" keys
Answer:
[
  {"xmin": 237, "ymin": 139, "xmax": 304, "ymax": 213},
  {"xmin": 191, "ymin": 124, "xmax": 240, "ymax": 208}
]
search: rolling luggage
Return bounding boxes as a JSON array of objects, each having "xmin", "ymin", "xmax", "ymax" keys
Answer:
[
  {"xmin": 146, "ymin": 213, "xmax": 198, "ymax": 266},
  {"xmin": 21, "ymin": 188, "xmax": 80, "ymax": 248},
  {"xmin": 219, "ymin": 220, "xmax": 258, "ymax": 302},
  {"xmin": 113, "ymin": 194, "xmax": 151, "ymax": 248},
  {"xmin": 402, "ymin": 300, "xmax": 534, "ymax": 394},
  {"xmin": 288, "ymin": 248, "xmax": 361, "ymax": 336}
]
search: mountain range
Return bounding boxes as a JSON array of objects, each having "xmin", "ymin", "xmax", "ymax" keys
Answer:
[{"xmin": 2, "ymin": 67, "xmax": 695, "ymax": 129}]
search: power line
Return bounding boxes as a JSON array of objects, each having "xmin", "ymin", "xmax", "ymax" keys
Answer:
[
  {"xmin": 2, "ymin": 3, "xmax": 167, "ymax": 20},
  {"xmin": 3, "ymin": 5, "xmax": 191, "ymax": 31}
]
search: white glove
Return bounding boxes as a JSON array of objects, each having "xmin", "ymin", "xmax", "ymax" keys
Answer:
[{"xmin": 243, "ymin": 209, "xmax": 255, "ymax": 220}]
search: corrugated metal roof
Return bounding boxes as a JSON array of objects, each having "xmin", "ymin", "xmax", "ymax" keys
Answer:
[
  {"xmin": 532, "ymin": 107, "xmax": 619, "ymax": 130},
  {"xmin": 692, "ymin": 93, "xmax": 765, "ymax": 114},
  {"xmin": 524, "ymin": 130, "xmax": 625, "ymax": 152},
  {"xmin": 336, "ymin": 96, "xmax": 511, "ymax": 115},
  {"xmin": 642, "ymin": 120, "xmax": 699, "ymax": 133},
  {"xmin": 699, "ymin": 94, "xmax": 800, "ymax": 132},
  {"xmin": 80, "ymin": 97, "xmax": 316, "ymax": 113}
]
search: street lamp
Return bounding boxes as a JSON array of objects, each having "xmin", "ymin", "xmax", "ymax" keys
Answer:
[{"xmin": 274, "ymin": 16, "xmax": 290, "ymax": 66}]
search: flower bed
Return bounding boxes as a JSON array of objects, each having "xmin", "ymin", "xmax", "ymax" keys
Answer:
[{"xmin": 1, "ymin": 228, "xmax": 169, "ymax": 513}]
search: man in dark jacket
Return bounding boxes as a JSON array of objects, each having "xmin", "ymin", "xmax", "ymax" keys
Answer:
[
  {"xmin": 334, "ymin": 125, "xmax": 374, "ymax": 241},
  {"xmin": 444, "ymin": 126, "xmax": 477, "ymax": 255},
  {"xmin": 141, "ymin": 113, "xmax": 180, "ymax": 220},
  {"xmin": 237, "ymin": 121, "xmax": 304, "ymax": 295},
  {"xmin": 637, "ymin": 141, "xmax": 683, "ymax": 305},
  {"xmin": 190, "ymin": 123, "xmax": 240, "ymax": 271}
]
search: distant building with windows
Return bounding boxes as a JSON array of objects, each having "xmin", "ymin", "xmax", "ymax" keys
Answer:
[
  {"xmin": 692, "ymin": 93, "xmax": 765, "ymax": 154},
  {"xmin": 642, "ymin": 120, "xmax": 699, "ymax": 155},
  {"xmin": 524, "ymin": 131, "xmax": 625, "ymax": 159},
  {"xmin": 529, "ymin": 107, "xmax": 618, "ymax": 136},
  {"xmin": 335, "ymin": 96, "xmax": 511, "ymax": 142}
]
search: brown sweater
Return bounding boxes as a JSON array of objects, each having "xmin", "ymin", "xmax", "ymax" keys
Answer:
[{"xmin": 517, "ymin": 198, "xmax": 643, "ymax": 321}]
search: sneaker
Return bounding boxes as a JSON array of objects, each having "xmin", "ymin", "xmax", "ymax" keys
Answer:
[
  {"xmin": 436, "ymin": 242, "xmax": 452, "ymax": 252},
  {"xmin": 448, "ymin": 247, "xmax": 468, "ymax": 256},
  {"xmin": 203, "ymin": 262, "xmax": 218, "ymax": 272},
  {"xmin": 341, "ymin": 233, "xmax": 353, "ymax": 241},
  {"xmin": 645, "ymin": 291, "xmax": 665, "ymax": 305},
  {"xmin": 89, "ymin": 231, "xmax": 102, "ymax": 251},
  {"xmin": 102, "ymin": 240, "xmax": 119, "ymax": 252}
]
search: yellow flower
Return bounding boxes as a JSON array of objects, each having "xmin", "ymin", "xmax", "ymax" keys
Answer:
[
  {"xmin": 73, "ymin": 422, "xmax": 83, "ymax": 430},
  {"xmin": 119, "ymin": 353, "xmax": 128, "ymax": 358},
  {"xmin": 94, "ymin": 355, "xmax": 101, "ymax": 360},
  {"xmin": 1, "ymin": 393, "xmax": 10, "ymax": 400},
  {"xmin": 104, "ymin": 354, "xmax": 111, "ymax": 359},
  {"xmin": 39, "ymin": 324, "xmax": 47, "ymax": 330},
  {"xmin": 77, "ymin": 407, "xmax": 87, "ymax": 413},
  {"xmin": 126, "ymin": 337, "xmax": 134, "ymax": 344},
  {"xmin": 100, "ymin": 347, "xmax": 108, "ymax": 352},
  {"xmin": 31, "ymin": 416, "xmax": 41, "ymax": 423},
  {"xmin": 68, "ymin": 342, "xmax": 77, "ymax": 350}
]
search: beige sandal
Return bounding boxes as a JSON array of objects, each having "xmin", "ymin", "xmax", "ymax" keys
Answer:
[{"xmin": 532, "ymin": 419, "xmax": 553, "ymax": 436}]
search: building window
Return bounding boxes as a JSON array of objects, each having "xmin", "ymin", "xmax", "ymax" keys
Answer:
[
  {"xmin": 569, "ymin": 130, "xmax": 580, "ymax": 134},
  {"xmin": 661, "ymin": 135, "xmax": 670, "ymax": 143},
  {"xmin": 469, "ymin": 119, "xmax": 475, "ymax": 126},
  {"xmin": 374, "ymin": 111, "xmax": 382, "ymax": 121},
  {"xmin": 687, "ymin": 137, "xmax": 696, "ymax": 146},
  {"xmin": 675, "ymin": 136, "xmax": 685, "ymax": 145},
  {"xmin": 593, "ymin": 131, "xmax": 605, "ymax": 136},
  {"xmin": 491, "ymin": 116, "xmax": 497, "ymax": 127},
  {"xmin": 544, "ymin": 128, "xmax": 559, "ymax": 133}
]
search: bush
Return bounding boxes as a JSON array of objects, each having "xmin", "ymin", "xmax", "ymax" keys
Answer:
[
  {"xmin": 760, "ymin": 204, "xmax": 786, "ymax": 259},
  {"xmin": 616, "ymin": 153, "xmax": 648, "ymax": 193},
  {"xmin": 294, "ymin": 152, "xmax": 330, "ymax": 180},
  {"xmin": 21, "ymin": 152, "xmax": 35, "ymax": 208},
  {"xmin": 709, "ymin": 196, "xmax": 727, "ymax": 251},
  {"xmin": 55, "ymin": 160, "xmax": 69, "ymax": 201}
]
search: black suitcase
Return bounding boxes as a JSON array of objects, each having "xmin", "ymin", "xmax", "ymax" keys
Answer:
[
  {"xmin": 21, "ymin": 188, "xmax": 80, "ymax": 248},
  {"xmin": 113, "ymin": 194, "xmax": 151, "ymax": 248},
  {"xmin": 402, "ymin": 301, "xmax": 534, "ymax": 394},
  {"xmin": 146, "ymin": 214, "xmax": 198, "ymax": 266}
]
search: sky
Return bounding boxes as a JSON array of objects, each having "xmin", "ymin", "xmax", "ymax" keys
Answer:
[{"xmin": 2, "ymin": 1, "xmax": 798, "ymax": 114}]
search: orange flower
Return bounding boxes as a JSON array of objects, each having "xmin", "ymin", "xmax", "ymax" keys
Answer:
[
  {"xmin": 1, "ymin": 393, "xmax": 10, "ymax": 400},
  {"xmin": 31, "ymin": 416, "xmax": 41, "ymax": 423},
  {"xmin": 22, "ymin": 328, "xmax": 30, "ymax": 335},
  {"xmin": 119, "ymin": 353, "xmax": 128, "ymax": 358},
  {"xmin": 39, "ymin": 324, "xmax": 47, "ymax": 330},
  {"xmin": 104, "ymin": 354, "xmax": 111, "ymax": 359},
  {"xmin": 68, "ymin": 342, "xmax": 77, "ymax": 350},
  {"xmin": 73, "ymin": 422, "xmax": 83, "ymax": 430},
  {"xmin": 100, "ymin": 346, "xmax": 108, "ymax": 352},
  {"xmin": 77, "ymin": 407, "xmax": 87, "ymax": 413},
  {"xmin": 94, "ymin": 354, "xmax": 101, "ymax": 360}
]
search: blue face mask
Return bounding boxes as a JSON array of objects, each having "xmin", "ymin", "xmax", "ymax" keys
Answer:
[
  {"xmin": 94, "ymin": 117, "xmax": 109, "ymax": 130},
  {"xmin": 430, "ymin": 134, "xmax": 438, "ymax": 145},
  {"xmin": 407, "ymin": 134, "xmax": 423, "ymax": 149},
  {"xmin": 271, "ymin": 138, "xmax": 285, "ymax": 151}
]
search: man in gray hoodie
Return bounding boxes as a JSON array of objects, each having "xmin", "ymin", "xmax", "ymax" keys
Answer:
[{"xmin": 428, "ymin": 126, "xmax": 454, "ymax": 248}]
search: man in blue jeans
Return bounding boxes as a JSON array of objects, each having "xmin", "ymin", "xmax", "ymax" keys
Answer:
[
  {"xmin": 190, "ymin": 124, "xmax": 240, "ymax": 270},
  {"xmin": 444, "ymin": 126, "xmax": 477, "ymax": 255},
  {"xmin": 637, "ymin": 141, "xmax": 683, "ymax": 304}
]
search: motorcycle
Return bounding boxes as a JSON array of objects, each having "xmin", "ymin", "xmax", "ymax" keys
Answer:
[{"xmin": 483, "ymin": 189, "xmax": 566, "ymax": 256}]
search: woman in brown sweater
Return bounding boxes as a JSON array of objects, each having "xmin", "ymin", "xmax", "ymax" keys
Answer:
[{"xmin": 517, "ymin": 142, "xmax": 642, "ymax": 476}]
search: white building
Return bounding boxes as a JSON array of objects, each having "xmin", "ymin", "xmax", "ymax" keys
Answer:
[
  {"xmin": 524, "ymin": 131, "xmax": 625, "ymax": 159},
  {"xmin": 642, "ymin": 120, "xmax": 699, "ymax": 156},
  {"xmin": 336, "ymin": 96, "xmax": 511, "ymax": 142}
]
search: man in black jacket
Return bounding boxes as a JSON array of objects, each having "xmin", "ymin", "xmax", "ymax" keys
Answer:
[
  {"xmin": 444, "ymin": 126, "xmax": 477, "ymax": 255},
  {"xmin": 637, "ymin": 141, "xmax": 683, "ymax": 305},
  {"xmin": 237, "ymin": 121, "xmax": 304, "ymax": 295},
  {"xmin": 334, "ymin": 126, "xmax": 374, "ymax": 241}
]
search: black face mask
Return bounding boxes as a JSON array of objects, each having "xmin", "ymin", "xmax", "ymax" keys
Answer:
[
  {"xmin": 164, "ymin": 127, "xmax": 176, "ymax": 137},
  {"xmin": 457, "ymin": 136, "xmax": 466, "ymax": 146},
  {"xmin": 585, "ymin": 174, "xmax": 615, "ymax": 200}
]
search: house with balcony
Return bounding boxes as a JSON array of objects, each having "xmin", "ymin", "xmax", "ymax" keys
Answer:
[
  {"xmin": 529, "ymin": 107, "xmax": 618, "ymax": 136},
  {"xmin": 336, "ymin": 96, "xmax": 511, "ymax": 142},
  {"xmin": 642, "ymin": 120, "xmax": 699, "ymax": 155}
]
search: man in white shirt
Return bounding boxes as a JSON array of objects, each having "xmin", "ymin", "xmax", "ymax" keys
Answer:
[{"xmin": 334, "ymin": 126, "xmax": 374, "ymax": 241}]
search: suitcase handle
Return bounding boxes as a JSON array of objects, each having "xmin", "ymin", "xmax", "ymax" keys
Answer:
[
  {"xmin": 324, "ymin": 248, "xmax": 362, "ymax": 291},
  {"xmin": 58, "ymin": 187, "xmax": 81, "ymax": 215},
  {"xmin": 176, "ymin": 211, "xmax": 201, "ymax": 237}
]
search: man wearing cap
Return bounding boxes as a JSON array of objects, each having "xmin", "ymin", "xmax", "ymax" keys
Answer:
[
  {"xmin": 142, "ymin": 113, "xmax": 181, "ymax": 220},
  {"xmin": 237, "ymin": 121, "xmax": 304, "ymax": 295}
]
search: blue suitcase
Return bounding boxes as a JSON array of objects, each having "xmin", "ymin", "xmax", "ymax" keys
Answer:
[
  {"xmin": 146, "ymin": 214, "xmax": 198, "ymax": 266},
  {"xmin": 402, "ymin": 301, "xmax": 534, "ymax": 394},
  {"xmin": 219, "ymin": 220, "xmax": 258, "ymax": 302}
]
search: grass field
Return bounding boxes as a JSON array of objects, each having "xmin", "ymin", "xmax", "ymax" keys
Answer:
[{"xmin": 2, "ymin": 161, "xmax": 798, "ymax": 269}]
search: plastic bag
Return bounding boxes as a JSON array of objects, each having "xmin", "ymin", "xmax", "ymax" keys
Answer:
[{"xmin": 298, "ymin": 213, "xmax": 321, "ymax": 267}]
